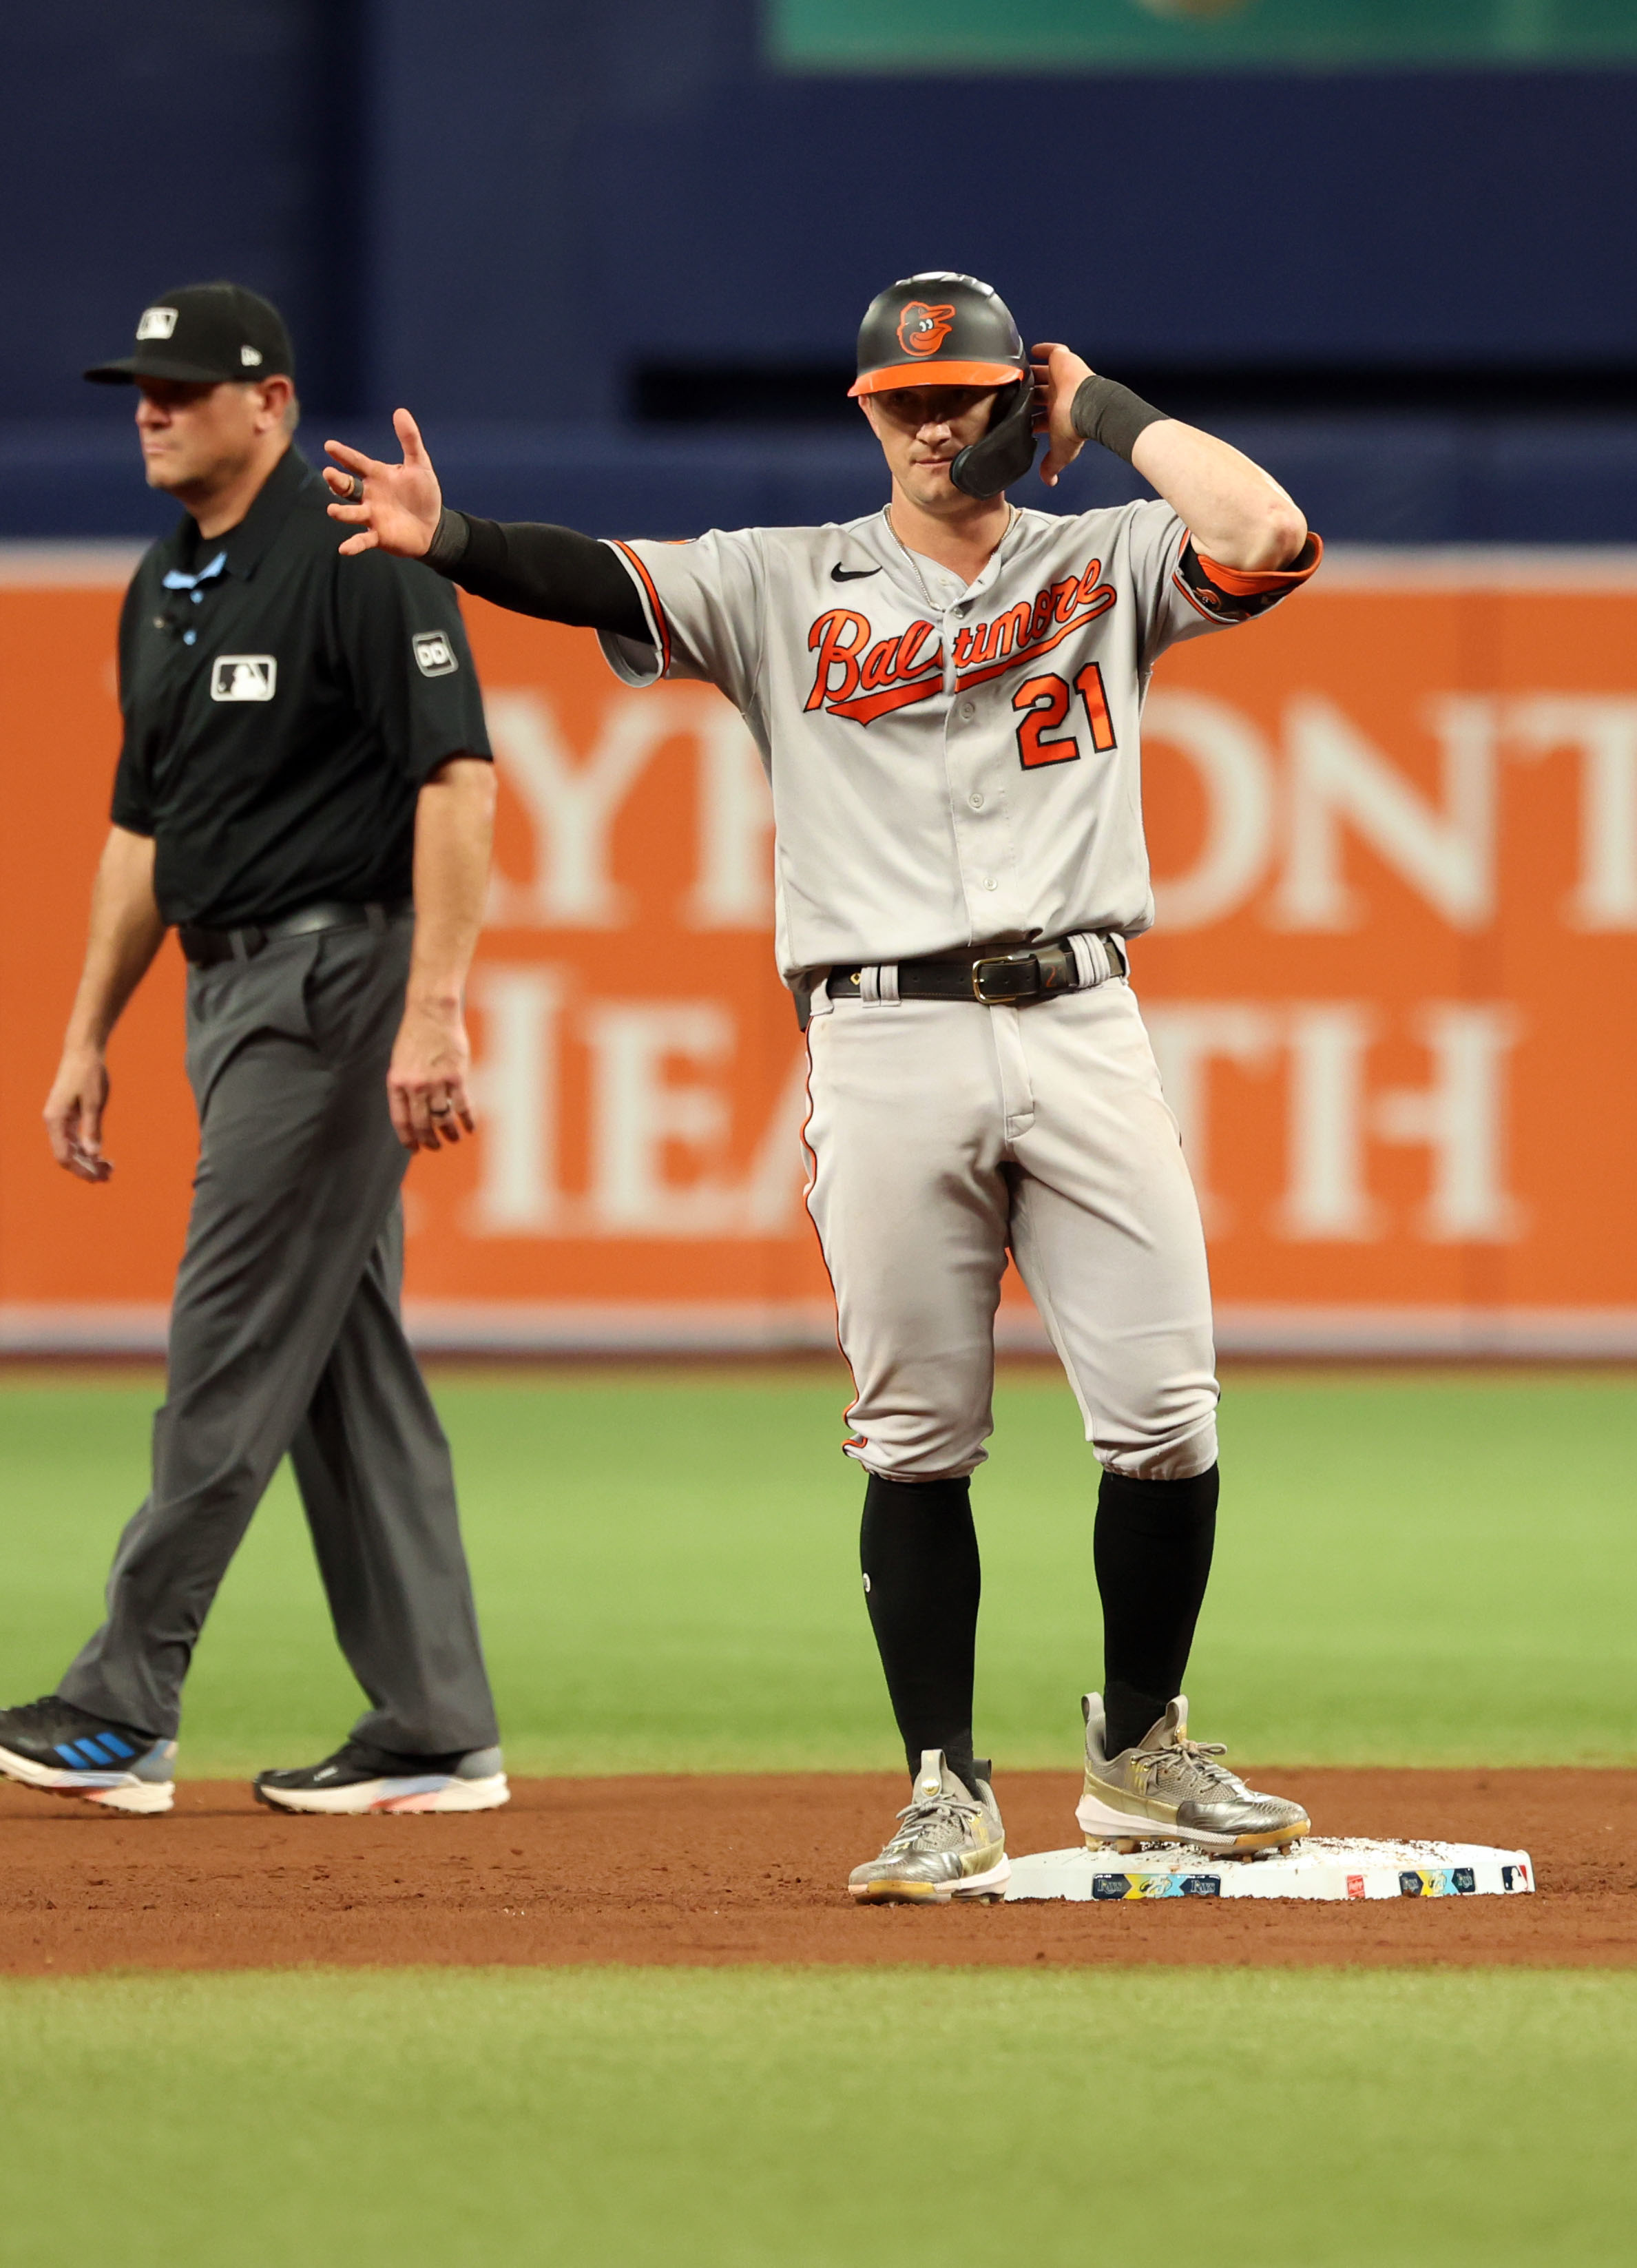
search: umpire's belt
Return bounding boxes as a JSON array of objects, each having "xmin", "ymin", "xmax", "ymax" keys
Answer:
[
  {"xmin": 178, "ymin": 897, "xmax": 414, "ymax": 968},
  {"xmin": 825, "ymin": 932, "xmax": 1127, "ymax": 1008}
]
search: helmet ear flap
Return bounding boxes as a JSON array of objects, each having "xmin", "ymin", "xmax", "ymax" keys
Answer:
[{"xmin": 949, "ymin": 376, "xmax": 1038, "ymax": 499}]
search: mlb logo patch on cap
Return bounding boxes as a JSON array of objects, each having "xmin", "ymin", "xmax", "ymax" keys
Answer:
[
  {"xmin": 136, "ymin": 306, "xmax": 178, "ymax": 341},
  {"xmin": 413, "ymin": 630, "xmax": 459, "ymax": 677},
  {"xmin": 210, "ymin": 655, "xmax": 278, "ymax": 702}
]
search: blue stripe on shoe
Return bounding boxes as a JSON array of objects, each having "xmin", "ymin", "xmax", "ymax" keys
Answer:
[
  {"xmin": 98, "ymin": 1733, "xmax": 134, "ymax": 1759},
  {"xmin": 54, "ymin": 1743, "xmax": 88, "ymax": 1767},
  {"xmin": 74, "ymin": 1738, "xmax": 115, "ymax": 1765}
]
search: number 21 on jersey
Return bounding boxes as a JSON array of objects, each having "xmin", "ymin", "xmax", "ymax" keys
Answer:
[{"xmin": 1012, "ymin": 663, "xmax": 1116, "ymax": 769}]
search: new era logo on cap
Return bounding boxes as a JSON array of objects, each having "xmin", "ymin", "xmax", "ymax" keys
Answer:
[
  {"xmin": 210, "ymin": 656, "xmax": 278, "ymax": 702},
  {"xmin": 136, "ymin": 306, "xmax": 178, "ymax": 341},
  {"xmin": 413, "ymin": 630, "xmax": 459, "ymax": 677}
]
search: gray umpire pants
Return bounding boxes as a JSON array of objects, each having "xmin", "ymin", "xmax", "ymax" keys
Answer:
[{"xmin": 58, "ymin": 917, "xmax": 500, "ymax": 1758}]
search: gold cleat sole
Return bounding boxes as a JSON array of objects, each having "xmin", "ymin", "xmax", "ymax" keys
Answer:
[
  {"xmin": 1227, "ymin": 1819, "xmax": 1312, "ymax": 1854},
  {"xmin": 1085, "ymin": 1818, "xmax": 1311, "ymax": 1858},
  {"xmin": 848, "ymin": 1858, "xmax": 1011, "ymax": 1906}
]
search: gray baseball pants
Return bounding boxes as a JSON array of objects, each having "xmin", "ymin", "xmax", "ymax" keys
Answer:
[
  {"xmin": 804, "ymin": 975, "xmax": 1220, "ymax": 1484},
  {"xmin": 58, "ymin": 918, "xmax": 500, "ymax": 1756}
]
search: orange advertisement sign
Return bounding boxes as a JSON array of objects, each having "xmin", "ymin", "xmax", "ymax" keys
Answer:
[{"xmin": 3, "ymin": 547, "xmax": 1635, "ymax": 1353}]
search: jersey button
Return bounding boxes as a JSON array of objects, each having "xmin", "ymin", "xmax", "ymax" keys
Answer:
[
  {"xmin": 982, "ymin": 876, "xmax": 999, "ymax": 891},
  {"xmin": 969, "ymin": 793, "xmax": 985, "ymax": 809},
  {"xmin": 957, "ymin": 699, "xmax": 976, "ymax": 720}
]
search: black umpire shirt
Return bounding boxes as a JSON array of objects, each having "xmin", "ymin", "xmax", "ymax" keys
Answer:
[{"xmin": 111, "ymin": 444, "xmax": 490, "ymax": 928}]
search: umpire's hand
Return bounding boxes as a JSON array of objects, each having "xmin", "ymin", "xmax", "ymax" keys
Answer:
[
  {"xmin": 43, "ymin": 1045, "xmax": 114, "ymax": 1182},
  {"xmin": 324, "ymin": 410, "xmax": 444, "ymax": 558},
  {"xmin": 388, "ymin": 758, "xmax": 496, "ymax": 1152},
  {"xmin": 388, "ymin": 996, "xmax": 476, "ymax": 1151}
]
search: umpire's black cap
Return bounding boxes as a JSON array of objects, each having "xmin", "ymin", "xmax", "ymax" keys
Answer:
[{"xmin": 84, "ymin": 282, "xmax": 295, "ymax": 386}]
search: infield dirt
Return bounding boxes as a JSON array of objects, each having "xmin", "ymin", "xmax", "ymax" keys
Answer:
[{"xmin": 2, "ymin": 1768, "xmax": 1632, "ymax": 1973}]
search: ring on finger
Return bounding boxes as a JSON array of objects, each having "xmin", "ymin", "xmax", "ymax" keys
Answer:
[{"xmin": 430, "ymin": 1098, "xmax": 455, "ymax": 1116}]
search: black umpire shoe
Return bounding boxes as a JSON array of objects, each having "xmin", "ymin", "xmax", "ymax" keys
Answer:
[
  {"xmin": 253, "ymin": 1738, "xmax": 509, "ymax": 1815},
  {"xmin": 0, "ymin": 1696, "xmax": 177, "ymax": 1814}
]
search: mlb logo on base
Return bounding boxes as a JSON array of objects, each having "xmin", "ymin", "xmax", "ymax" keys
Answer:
[{"xmin": 209, "ymin": 655, "xmax": 277, "ymax": 702}]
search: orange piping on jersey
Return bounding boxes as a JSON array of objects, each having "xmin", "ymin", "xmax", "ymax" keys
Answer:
[
  {"xmin": 1193, "ymin": 531, "xmax": 1324, "ymax": 596},
  {"xmin": 607, "ymin": 540, "xmax": 672, "ymax": 674}
]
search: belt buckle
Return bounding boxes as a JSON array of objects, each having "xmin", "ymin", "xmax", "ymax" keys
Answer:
[{"xmin": 971, "ymin": 950, "xmax": 1037, "ymax": 1004}]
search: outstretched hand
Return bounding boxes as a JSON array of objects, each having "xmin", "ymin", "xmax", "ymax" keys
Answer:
[
  {"xmin": 1031, "ymin": 341, "xmax": 1096, "ymax": 488},
  {"xmin": 324, "ymin": 408, "xmax": 444, "ymax": 557}
]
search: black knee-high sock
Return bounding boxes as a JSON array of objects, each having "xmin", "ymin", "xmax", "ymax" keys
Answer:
[
  {"xmin": 859, "ymin": 1473, "xmax": 981, "ymax": 1788},
  {"xmin": 1095, "ymin": 1465, "xmax": 1218, "ymax": 1758}
]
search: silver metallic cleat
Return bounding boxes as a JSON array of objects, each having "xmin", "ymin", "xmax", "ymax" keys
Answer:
[
  {"xmin": 848, "ymin": 1749, "xmax": 1010, "ymax": 1904},
  {"xmin": 1076, "ymin": 1693, "xmax": 1310, "ymax": 1857}
]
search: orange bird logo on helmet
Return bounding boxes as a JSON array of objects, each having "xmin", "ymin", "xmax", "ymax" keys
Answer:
[{"xmin": 897, "ymin": 302, "xmax": 956, "ymax": 357}]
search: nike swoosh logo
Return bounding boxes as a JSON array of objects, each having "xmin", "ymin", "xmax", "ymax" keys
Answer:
[{"xmin": 831, "ymin": 564, "xmax": 882, "ymax": 582}]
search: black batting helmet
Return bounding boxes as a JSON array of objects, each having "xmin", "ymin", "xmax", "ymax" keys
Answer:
[
  {"xmin": 851, "ymin": 271, "xmax": 1038, "ymax": 499},
  {"xmin": 850, "ymin": 271, "xmax": 1028, "ymax": 398}
]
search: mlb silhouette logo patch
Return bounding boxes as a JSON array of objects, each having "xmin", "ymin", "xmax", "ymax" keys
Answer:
[
  {"xmin": 413, "ymin": 630, "xmax": 459, "ymax": 677},
  {"xmin": 210, "ymin": 656, "xmax": 278, "ymax": 702},
  {"xmin": 136, "ymin": 306, "xmax": 178, "ymax": 341}
]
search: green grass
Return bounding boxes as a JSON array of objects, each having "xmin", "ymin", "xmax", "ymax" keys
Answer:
[
  {"xmin": 1, "ymin": 1367, "xmax": 1634, "ymax": 1773},
  {"xmin": 0, "ymin": 1966, "xmax": 1631, "ymax": 2267}
]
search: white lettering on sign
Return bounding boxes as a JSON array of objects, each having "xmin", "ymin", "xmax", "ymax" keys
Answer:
[
  {"xmin": 463, "ymin": 970, "xmax": 807, "ymax": 1239},
  {"xmin": 466, "ymin": 966, "xmax": 565, "ymax": 1232},
  {"xmin": 736, "ymin": 1050, "xmax": 815, "ymax": 1230},
  {"xmin": 1272, "ymin": 694, "xmax": 1496, "ymax": 930},
  {"xmin": 1373, "ymin": 1004, "xmax": 1525, "ymax": 1242},
  {"xmin": 584, "ymin": 1001, "xmax": 737, "ymax": 1234},
  {"xmin": 1151, "ymin": 1000, "xmax": 1525, "ymax": 1247},
  {"xmin": 1276, "ymin": 1004, "xmax": 1381, "ymax": 1240},
  {"xmin": 487, "ymin": 687, "xmax": 712, "ymax": 928},
  {"xmin": 1505, "ymin": 694, "xmax": 1637, "ymax": 930},
  {"xmin": 682, "ymin": 710, "xmax": 774, "ymax": 930},
  {"xmin": 482, "ymin": 680, "xmax": 1637, "ymax": 941},
  {"xmin": 1143, "ymin": 1003, "xmax": 1279, "ymax": 1231},
  {"xmin": 1144, "ymin": 691, "xmax": 1275, "ymax": 931}
]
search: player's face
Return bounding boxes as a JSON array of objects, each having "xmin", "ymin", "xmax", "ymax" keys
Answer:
[
  {"xmin": 134, "ymin": 379, "xmax": 272, "ymax": 499},
  {"xmin": 861, "ymin": 384, "xmax": 1002, "ymax": 512}
]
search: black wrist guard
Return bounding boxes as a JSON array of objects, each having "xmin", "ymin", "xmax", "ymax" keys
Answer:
[
  {"xmin": 424, "ymin": 507, "xmax": 470, "ymax": 573},
  {"xmin": 1070, "ymin": 375, "xmax": 1167, "ymax": 464}
]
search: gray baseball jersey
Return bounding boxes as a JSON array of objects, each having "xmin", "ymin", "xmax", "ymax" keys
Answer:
[{"xmin": 598, "ymin": 499, "xmax": 1319, "ymax": 983}]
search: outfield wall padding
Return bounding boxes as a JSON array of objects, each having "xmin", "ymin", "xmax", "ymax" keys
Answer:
[{"xmin": 3, "ymin": 546, "xmax": 1634, "ymax": 1356}]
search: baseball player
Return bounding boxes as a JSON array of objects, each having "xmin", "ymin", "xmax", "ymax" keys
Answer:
[{"xmin": 325, "ymin": 272, "xmax": 1321, "ymax": 1899}]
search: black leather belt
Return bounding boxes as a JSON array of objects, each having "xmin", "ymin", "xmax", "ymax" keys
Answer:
[
  {"xmin": 826, "ymin": 934, "xmax": 1125, "ymax": 1007},
  {"xmin": 178, "ymin": 898, "xmax": 413, "ymax": 968}
]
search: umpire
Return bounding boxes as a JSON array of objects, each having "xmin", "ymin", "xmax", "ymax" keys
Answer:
[{"xmin": 0, "ymin": 282, "xmax": 507, "ymax": 1818}]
